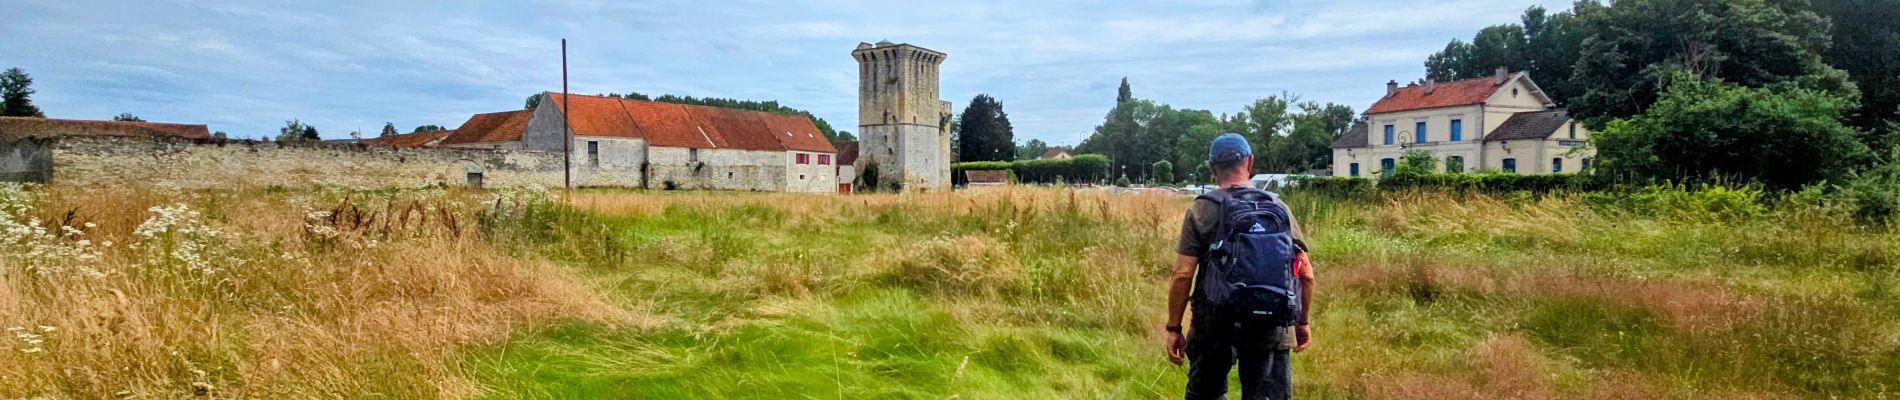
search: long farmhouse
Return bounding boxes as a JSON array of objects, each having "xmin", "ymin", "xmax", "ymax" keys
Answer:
[
  {"xmin": 406, "ymin": 92, "xmax": 840, "ymax": 193},
  {"xmin": 1332, "ymin": 68, "xmax": 1594, "ymax": 177}
]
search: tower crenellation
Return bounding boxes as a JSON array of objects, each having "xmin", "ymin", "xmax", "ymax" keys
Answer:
[{"xmin": 853, "ymin": 41, "xmax": 950, "ymax": 191}]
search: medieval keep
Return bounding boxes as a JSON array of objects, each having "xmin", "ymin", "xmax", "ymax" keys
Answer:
[{"xmin": 852, "ymin": 40, "xmax": 951, "ymax": 192}]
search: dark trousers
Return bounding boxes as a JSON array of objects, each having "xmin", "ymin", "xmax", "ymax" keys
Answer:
[{"xmin": 1185, "ymin": 314, "xmax": 1292, "ymax": 400}]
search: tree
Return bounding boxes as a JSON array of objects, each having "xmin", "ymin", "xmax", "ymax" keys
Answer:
[
  {"xmin": 1017, "ymin": 138, "xmax": 1049, "ymax": 160},
  {"xmin": 1568, "ymin": 0, "xmax": 1851, "ymax": 128},
  {"xmin": 277, "ymin": 119, "xmax": 313, "ymax": 143},
  {"xmin": 956, "ymin": 94, "xmax": 1015, "ymax": 162},
  {"xmin": 380, "ymin": 123, "xmax": 398, "ymax": 137},
  {"xmin": 1425, "ymin": 4, "xmax": 1593, "ymax": 103},
  {"xmin": 1594, "ymin": 75, "xmax": 1870, "ymax": 190},
  {"xmin": 414, "ymin": 125, "xmax": 448, "ymax": 133},
  {"xmin": 1813, "ymin": 0, "xmax": 1900, "ymax": 149},
  {"xmin": 1150, "ymin": 160, "xmax": 1174, "ymax": 185},
  {"xmin": 834, "ymin": 130, "xmax": 856, "ymax": 141},
  {"xmin": 1117, "ymin": 77, "xmax": 1133, "ymax": 104},
  {"xmin": 1240, "ymin": 95, "xmax": 1297, "ymax": 170},
  {"xmin": 524, "ymin": 94, "xmax": 541, "ymax": 109},
  {"xmin": 111, "ymin": 113, "xmax": 144, "ymax": 122},
  {"xmin": 1391, "ymin": 150, "xmax": 1439, "ymax": 178},
  {"xmin": 1, "ymin": 68, "xmax": 45, "ymax": 118},
  {"xmin": 303, "ymin": 125, "xmax": 319, "ymax": 141}
]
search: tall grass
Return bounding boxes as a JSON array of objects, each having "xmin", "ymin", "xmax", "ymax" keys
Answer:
[
  {"xmin": 3, "ymin": 183, "xmax": 1895, "ymax": 398},
  {"xmin": 0, "ymin": 184, "xmax": 630, "ymax": 398}
]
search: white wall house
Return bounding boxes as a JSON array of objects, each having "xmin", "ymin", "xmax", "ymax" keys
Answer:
[{"xmin": 1332, "ymin": 68, "xmax": 1594, "ymax": 178}]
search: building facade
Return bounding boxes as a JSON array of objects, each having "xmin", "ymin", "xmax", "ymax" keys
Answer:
[
  {"xmin": 1331, "ymin": 68, "xmax": 1594, "ymax": 177},
  {"xmin": 852, "ymin": 40, "xmax": 951, "ymax": 192},
  {"xmin": 431, "ymin": 92, "xmax": 838, "ymax": 193}
]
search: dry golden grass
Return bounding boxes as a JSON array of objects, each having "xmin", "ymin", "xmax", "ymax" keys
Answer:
[{"xmin": 0, "ymin": 185, "xmax": 637, "ymax": 399}]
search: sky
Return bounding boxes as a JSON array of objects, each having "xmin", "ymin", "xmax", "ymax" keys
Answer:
[{"xmin": 2, "ymin": 0, "xmax": 1574, "ymax": 145}]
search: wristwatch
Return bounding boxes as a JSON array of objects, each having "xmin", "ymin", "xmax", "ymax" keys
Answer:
[{"xmin": 1165, "ymin": 325, "xmax": 1183, "ymax": 333}]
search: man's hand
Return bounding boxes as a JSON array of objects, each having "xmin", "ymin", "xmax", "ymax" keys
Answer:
[
  {"xmin": 1293, "ymin": 325, "xmax": 1311, "ymax": 352},
  {"xmin": 1166, "ymin": 331, "xmax": 1187, "ymax": 365}
]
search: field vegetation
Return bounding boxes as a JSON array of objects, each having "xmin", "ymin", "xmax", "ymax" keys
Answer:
[{"xmin": 3, "ymin": 183, "xmax": 1896, "ymax": 399}]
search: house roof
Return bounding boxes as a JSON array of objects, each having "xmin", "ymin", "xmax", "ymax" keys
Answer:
[
  {"xmin": 1485, "ymin": 109, "xmax": 1573, "ymax": 141},
  {"xmin": 834, "ymin": 141, "xmax": 860, "ymax": 166},
  {"xmin": 438, "ymin": 110, "xmax": 533, "ymax": 145},
  {"xmin": 1039, "ymin": 148, "xmax": 1071, "ymax": 159},
  {"xmin": 361, "ymin": 130, "xmax": 454, "ymax": 147},
  {"xmin": 1365, "ymin": 74, "xmax": 1516, "ymax": 115},
  {"xmin": 537, "ymin": 92, "xmax": 837, "ymax": 153},
  {"xmin": 0, "ymin": 117, "xmax": 211, "ymax": 140},
  {"xmin": 1330, "ymin": 121, "xmax": 1370, "ymax": 149}
]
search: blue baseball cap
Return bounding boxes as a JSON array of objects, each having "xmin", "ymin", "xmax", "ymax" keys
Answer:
[{"xmin": 1208, "ymin": 133, "xmax": 1252, "ymax": 164}]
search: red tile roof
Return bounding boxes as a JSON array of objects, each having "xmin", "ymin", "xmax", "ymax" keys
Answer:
[
  {"xmin": 541, "ymin": 92, "xmax": 836, "ymax": 153},
  {"xmin": 0, "ymin": 117, "xmax": 211, "ymax": 140},
  {"xmin": 360, "ymin": 130, "xmax": 454, "ymax": 147},
  {"xmin": 437, "ymin": 110, "xmax": 532, "ymax": 145},
  {"xmin": 833, "ymin": 141, "xmax": 860, "ymax": 166},
  {"xmin": 1364, "ymin": 75, "xmax": 1512, "ymax": 115}
]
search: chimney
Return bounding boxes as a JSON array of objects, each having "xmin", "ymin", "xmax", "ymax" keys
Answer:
[
  {"xmin": 1494, "ymin": 67, "xmax": 1509, "ymax": 84},
  {"xmin": 1424, "ymin": 78, "xmax": 1435, "ymax": 94},
  {"xmin": 1386, "ymin": 80, "xmax": 1398, "ymax": 96}
]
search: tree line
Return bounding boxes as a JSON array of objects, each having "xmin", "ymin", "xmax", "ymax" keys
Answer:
[{"xmin": 1424, "ymin": 0, "xmax": 1898, "ymax": 191}]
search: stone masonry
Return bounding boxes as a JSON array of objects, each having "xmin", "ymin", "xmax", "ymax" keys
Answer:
[
  {"xmin": 50, "ymin": 136, "xmax": 564, "ymax": 189},
  {"xmin": 853, "ymin": 40, "xmax": 951, "ymax": 192}
]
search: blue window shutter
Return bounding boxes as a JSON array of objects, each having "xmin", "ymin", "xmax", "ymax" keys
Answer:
[
  {"xmin": 1380, "ymin": 158, "xmax": 1395, "ymax": 173},
  {"xmin": 1552, "ymin": 158, "xmax": 1563, "ymax": 173},
  {"xmin": 1383, "ymin": 125, "xmax": 1394, "ymax": 145},
  {"xmin": 1350, "ymin": 163, "xmax": 1359, "ymax": 177},
  {"xmin": 1415, "ymin": 122, "xmax": 1426, "ymax": 143},
  {"xmin": 1503, "ymin": 158, "xmax": 1517, "ymax": 173},
  {"xmin": 1450, "ymin": 119, "xmax": 1462, "ymax": 141}
]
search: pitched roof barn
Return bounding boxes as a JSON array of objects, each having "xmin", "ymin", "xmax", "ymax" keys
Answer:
[{"xmin": 0, "ymin": 117, "xmax": 211, "ymax": 140}]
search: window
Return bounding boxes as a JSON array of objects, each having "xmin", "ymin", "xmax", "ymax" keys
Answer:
[
  {"xmin": 1552, "ymin": 158, "xmax": 1563, "ymax": 173},
  {"xmin": 819, "ymin": 154, "xmax": 830, "ymax": 165},
  {"xmin": 1349, "ymin": 163, "xmax": 1360, "ymax": 177},
  {"xmin": 1582, "ymin": 157, "xmax": 1594, "ymax": 170},
  {"xmin": 1415, "ymin": 121, "xmax": 1427, "ymax": 143},
  {"xmin": 466, "ymin": 172, "xmax": 484, "ymax": 189},
  {"xmin": 1445, "ymin": 156, "xmax": 1464, "ymax": 173},
  {"xmin": 1568, "ymin": 123, "xmax": 1577, "ymax": 139},
  {"xmin": 796, "ymin": 153, "xmax": 811, "ymax": 165},
  {"xmin": 1502, "ymin": 158, "xmax": 1517, "ymax": 173},
  {"xmin": 587, "ymin": 141, "xmax": 599, "ymax": 167},
  {"xmin": 1383, "ymin": 125, "xmax": 1394, "ymax": 145},
  {"xmin": 1380, "ymin": 158, "xmax": 1396, "ymax": 174},
  {"xmin": 689, "ymin": 148, "xmax": 699, "ymax": 163},
  {"xmin": 1449, "ymin": 119, "xmax": 1462, "ymax": 141}
]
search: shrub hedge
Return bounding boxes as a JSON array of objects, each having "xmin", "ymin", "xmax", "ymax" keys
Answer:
[
  {"xmin": 953, "ymin": 154, "xmax": 1111, "ymax": 185},
  {"xmin": 1294, "ymin": 172, "xmax": 1609, "ymax": 196}
]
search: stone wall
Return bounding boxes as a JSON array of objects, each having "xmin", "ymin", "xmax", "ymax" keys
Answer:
[
  {"xmin": 0, "ymin": 138, "xmax": 52, "ymax": 183},
  {"xmin": 569, "ymin": 136, "xmax": 646, "ymax": 188},
  {"xmin": 51, "ymin": 136, "xmax": 564, "ymax": 189},
  {"xmin": 647, "ymin": 147, "xmax": 786, "ymax": 191}
]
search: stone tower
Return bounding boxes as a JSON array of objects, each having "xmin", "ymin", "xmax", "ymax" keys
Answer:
[{"xmin": 853, "ymin": 40, "xmax": 950, "ymax": 191}]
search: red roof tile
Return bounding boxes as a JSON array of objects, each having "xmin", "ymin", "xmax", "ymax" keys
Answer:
[
  {"xmin": 1364, "ymin": 75, "xmax": 1511, "ymax": 115},
  {"xmin": 437, "ymin": 110, "xmax": 532, "ymax": 145},
  {"xmin": 545, "ymin": 93, "xmax": 642, "ymax": 138},
  {"xmin": 833, "ymin": 141, "xmax": 859, "ymax": 166},
  {"xmin": 360, "ymin": 130, "xmax": 454, "ymax": 147},
  {"xmin": 0, "ymin": 117, "xmax": 211, "ymax": 140},
  {"xmin": 536, "ymin": 93, "xmax": 834, "ymax": 153}
]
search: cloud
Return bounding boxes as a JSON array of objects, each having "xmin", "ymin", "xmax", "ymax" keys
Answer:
[{"xmin": 2, "ymin": 0, "xmax": 1574, "ymax": 144}]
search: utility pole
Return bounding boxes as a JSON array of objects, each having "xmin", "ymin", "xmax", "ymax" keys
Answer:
[{"xmin": 562, "ymin": 38, "xmax": 572, "ymax": 190}]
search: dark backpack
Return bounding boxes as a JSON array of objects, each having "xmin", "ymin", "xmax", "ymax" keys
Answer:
[{"xmin": 1196, "ymin": 187, "xmax": 1302, "ymax": 326}]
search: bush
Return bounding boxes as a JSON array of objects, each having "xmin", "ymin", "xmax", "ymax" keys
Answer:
[
  {"xmin": 1114, "ymin": 174, "xmax": 1131, "ymax": 187},
  {"xmin": 1379, "ymin": 172, "xmax": 1607, "ymax": 194},
  {"xmin": 1151, "ymin": 160, "xmax": 1174, "ymax": 185},
  {"xmin": 1291, "ymin": 176, "xmax": 1375, "ymax": 198},
  {"xmin": 951, "ymin": 154, "xmax": 1113, "ymax": 186}
]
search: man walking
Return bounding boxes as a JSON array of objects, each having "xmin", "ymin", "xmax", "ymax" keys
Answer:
[{"xmin": 1165, "ymin": 133, "xmax": 1314, "ymax": 400}]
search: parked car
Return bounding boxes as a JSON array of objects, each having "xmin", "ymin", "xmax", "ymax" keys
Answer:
[{"xmin": 1249, "ymin": 174, "xmax": 1312, "ymax": 191}]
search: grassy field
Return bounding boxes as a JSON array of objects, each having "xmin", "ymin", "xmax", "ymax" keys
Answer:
[{"xmin": 3, "ymin": 184, "xmax": 1896, "ymax": 399}]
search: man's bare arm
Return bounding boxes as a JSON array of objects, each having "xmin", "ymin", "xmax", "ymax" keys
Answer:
[{"xmin": 1167, "ymin": 254, "xmax": 1198, "ymax": 328}]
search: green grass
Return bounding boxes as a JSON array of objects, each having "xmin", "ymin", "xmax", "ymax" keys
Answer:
[{"xmin": 457, "ymin": 188, "xmax": 1900, "ymax": 399}]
